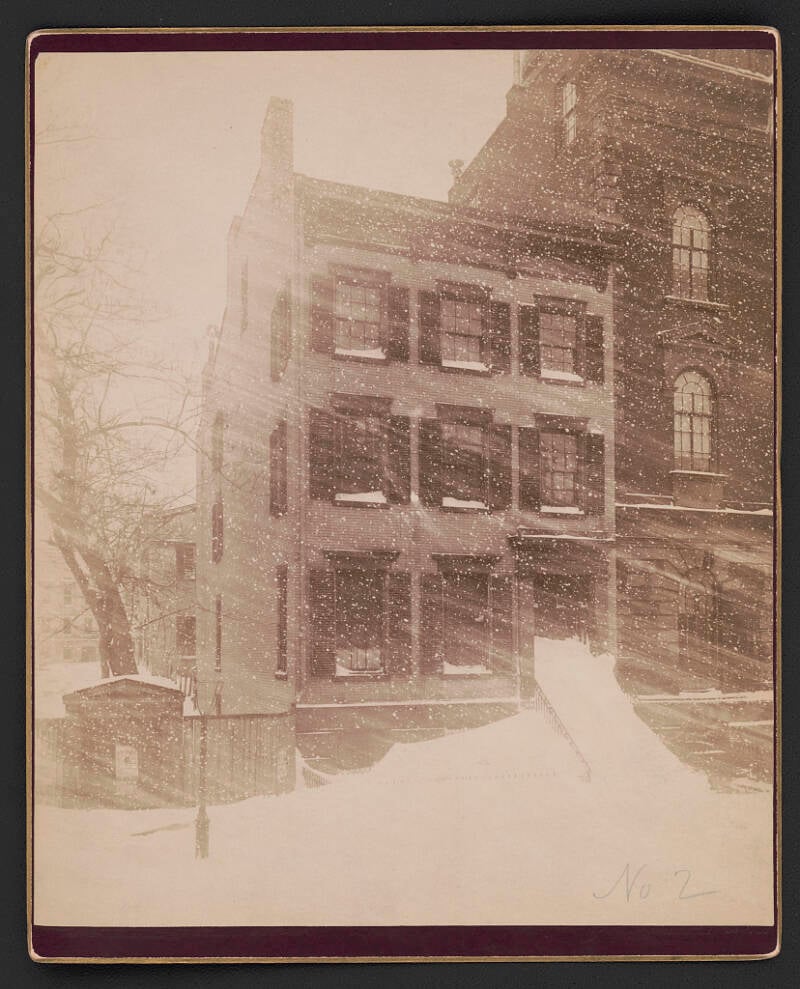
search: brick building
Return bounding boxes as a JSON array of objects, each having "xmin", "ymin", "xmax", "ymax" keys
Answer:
[
  {"xmin": 196, "ymin": 99, "xmax": 617, "ymax": 766},
  {"xmin": 448, "ymin": 48, "xmax": 776, "ymax": 775}
]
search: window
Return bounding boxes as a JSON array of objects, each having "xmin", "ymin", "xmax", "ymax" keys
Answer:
[
  {"xmin": 440, "ymin": 422, "xmax": 486, "ymax": 507},
  {"xmin": 176, "ymin": 614, "xmax": 196, "ymax": 658},
  {"xmin": 540, "ymin": 310, "xmax": 579, "ymax": 378},
  {"xmin": 562, "ymin": 81, "xmax": 577, "ymax": 146},
  {"xmin": 176, "ymin": 543, "xmax": 196, "ymax": 581},
  {"xmin": 440, "ymin": 297, "xmax": 484, "ymax": 367},
  {"xmin": 214, "ymin": 595, "xmax": 222, "ymax": 672},
  {"xmin": 334, "ymin": 280, "xmax": 384, "ymax": 357},
  {"xmin": 309, "ymin": 564, "xmax": 411, "ymax": 678},
  {"xmin": 270, "ymin": 421, "xmax": 288, "ymax": 515},
  {"xmin": 674, "ymin": 371, "xmax": 713, "ymax": 471},
  {"xmin": 309, "ymin": 404, "xmax": 410, "ymax": 505},
  {"xmin": 540, "ymin": 431, "xmax": 580, "ymax": 510},
  {"xmin": 211, "ymin": 499, "xmax": 224, "ymax": 563},
  {"xmin": 276, "ymin": 565, "xmax": 288, "ymax": 674},
  {"xmin": 270, "ymin": 283, "xmax": 291, "ymax": 381},
  {"xmin": 334, "ymin": 570, "xmax": 385, "ymax": 676},
  {"xmin": 211, "ymin": 412, "xmax": 224, "ymax": 473},
  {"xmin": 442, "ymin": 572, "xmax": 491, "ymax": 675},
  {"xmin": 672, "ymin": 206, "xmax": 710, "ymax": 300},
  {"xmin": 335, "ymin": 415, "xmax": 387, "ymax": 504},
  {"xmin": 418, "ymin": 287, "xmax": 509, "ymax": 373}
]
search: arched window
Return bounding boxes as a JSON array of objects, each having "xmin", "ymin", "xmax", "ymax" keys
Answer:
[
  {"xmin": 674, "ymin": 371, "xmax": 713, "ymax": 471},
  {"xmin": 672, "ymin": 206, "xmax": 710, "ymax": 300},
  {"xmin": 211, "ymin": 412, "xmax": 225, "ymax": 473}
]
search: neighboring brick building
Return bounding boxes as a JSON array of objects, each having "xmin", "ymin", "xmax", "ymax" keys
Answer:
[
  {"xmin": 196, "ymin": 99, "xmax": 617, "ymax": 765},
  {"xmin": 448, "ymin": 48, "xmax": 776, "ymax": 776}
]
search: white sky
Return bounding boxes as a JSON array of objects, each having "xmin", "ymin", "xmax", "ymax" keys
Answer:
[{"xmin": 35, "ymin": 50, "xmax": 513, "ymax": 377}]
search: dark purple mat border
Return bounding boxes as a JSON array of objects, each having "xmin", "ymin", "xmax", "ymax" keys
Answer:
[
  {"xmin": 31, "ymin": 924, "xmax": 779, "ymax": 960},
  {"xmin": 27, "ymin": 25, "xmax": 780, "ymax": 962}
]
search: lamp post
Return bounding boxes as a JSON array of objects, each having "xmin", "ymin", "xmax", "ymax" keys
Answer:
[{"xmin": 195, "ymin": 713, "xmax": 209, "ymax": 858}]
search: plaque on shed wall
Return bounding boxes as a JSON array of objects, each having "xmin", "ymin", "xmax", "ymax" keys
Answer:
[{"xmin": 27, "ymin": 25, "xmax": 780, "ymax": 963}]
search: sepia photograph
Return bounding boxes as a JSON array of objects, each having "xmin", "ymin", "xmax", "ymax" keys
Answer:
[{"xmin": 28, "ymin": 27, "xmax": 779, "ymax": 960}]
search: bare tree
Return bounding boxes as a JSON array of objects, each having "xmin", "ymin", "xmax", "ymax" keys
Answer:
[{"xmin": 34, "ymin": 204, "xmax": 197, "ymax": 677}]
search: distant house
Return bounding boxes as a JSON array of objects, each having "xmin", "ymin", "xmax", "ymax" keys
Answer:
[
  {"xmin": 131, "ymin": 504, "xmax": 197, "ymax": 699},
  {"xmin": 33, "ymin": 523, "xmax": 101, "ymax": 668}
]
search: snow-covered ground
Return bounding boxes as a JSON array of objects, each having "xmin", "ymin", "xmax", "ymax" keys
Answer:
[{"xmin": 33, "ymin": 641, "xmax": 774, "ymax": 928}]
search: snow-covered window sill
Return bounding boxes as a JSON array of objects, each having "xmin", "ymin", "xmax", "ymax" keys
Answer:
[
  {"xmin": 663, "ymin": 295, "xmax": 730, "ymax": 312},
  {"xmin": 441, "ymin": 497, "xmax": 489, "ymax": 511},
  {"xmin": 333, "ymin": 347, "xmax": 387, "ymax": 362},
  {"xmin": 334, "ymin": 491, "xmax": 388, "ymax": 507},
  {"xmin": 441, "ymin": 665, "xmax": 493, "ymax": 677},
  {"xmin": 541, "ymin": 505, "xmax": 585, "ymax": 515},
  {"xmin": 440, "ymin": 359, "xmax": 491, "ymax": 375},
  {"xmin": 540, "ymin": 370, "xmax": 585, "ymax": 385},
  {"xmin": 274, "ymin": 671, "xmax": 288, "ymax": 680}
]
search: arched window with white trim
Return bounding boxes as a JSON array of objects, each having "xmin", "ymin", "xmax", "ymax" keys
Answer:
[
  {"xmin": 672, "ymin": 205, "xmax": 710, "ymax": 300},
  {"xmin": 673, "ymin": 371, "xmax": 713, "ymax": 471}
]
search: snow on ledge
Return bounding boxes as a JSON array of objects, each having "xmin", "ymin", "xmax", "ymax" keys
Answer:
[
  {"xmin": 334, "ymin": 346, "xmax": 387, "ymax": 360},
  {"xmin": 442, "ymin": 496, "xmax": 488, "ymax": 510},
  {"xmin": 617, "ymin": 502, "xmax": 773, "ymax": 516},
  {"xmin": 442, "ymin": 662, "xmax": 492, "ymax": 676},
  {"xmin": 541, "ymin": 505, "xmax": 584, "ymax": 515},
  {"xmin": 335, "ymin": 491, "xmax": 387, "ymax": 504},
  {"xmin": 441, "ymin": 359, "xmax": 490, "ymax": 372},
  {"xmin": 541, "ymin": 369, "xmax": 584, "ymax": 383}
]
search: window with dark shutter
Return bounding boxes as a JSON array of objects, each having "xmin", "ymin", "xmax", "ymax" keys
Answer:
[
  {"xmin": 487, "ymin": 424, "xmax": 512, "ymax": 510},
  {"xmin": 385, "ymin": 416, "xmax": 411, "ymax": 504},
  {"xmin": 440, "ymin": 421, "xmax": 487, "ymax": 508},
  {"xmin": 334, "ymin": 279, "xmax": 385, "ymax": 357},
  {"xmin": 540, "ymin": 431, "xmax": 580, "ymax": 510},
  {"xmin": 386, "ymin": 571, "xmax": 412, "ymax": 675},
  {"xmin": 270, "ymin": 420, "xmax": 288, "ymax": 516},
  {"xmin": 518, "ymin": 306, "xmax": 540, "ymax": 377},
  {"xmin": 310, "ymin": 275, "xmax": 335, "ymax": 353},
  {"xmin": 175, "ymin": 543, "xmax": 196, "ymax": 581},
  {"xmin": 487, "ymin": 301, "xmax": 511, "ymax": 372},
  {"xmin": 418, "ymin": 290, "xmax": 441, "ymax": 365},
  {"xmin": 489, "ymin": 575, "xmax": 514, "ymax": 675},
  {"xmin": 334, "ymin": 569, "xmax": 386, "ymax": 676},
  {"xmin": 582, "ymin": 315, "xmax": 605, "ymax": 384},
  {"xmin": 518, "ymin": 427, "xmax": 541, "ymax": 510},
  {"xmin": 176, "ymin": 614, "xmax": 196, "ymax": 658},
  {"xmin": 211, "ymin": 412, "xmax": 224, "ymax": 473},
  {"xmin": 276, "ymin": 565, "xmax": 288, "ymax": 674},
  {"xmin": 211, "ymin": 499, "xmax": 224, "ymax": 563},
  {"xmin": 308, "ymin": 408, "xmax": 335, "ymax": 500},
  {"xmin": 387, "ymin": 285, "xmax": 410, "ymax": 361},
  {"xmin": 582, "ymin": 433, "xmax": 606, "ymax": 515},
  {"xmin": 420, "ymin": 573, "xmax": 444, "ymax": 673},
  {"xmin": 309, "ymin": 570, "xmax": 336, "ymax": 677},
  {"xmin": 270, "ymin": 284, "xmax": 291, "ymax": 381},
  {"xmin": 334, "ymin": 413, "xmax": 388, "ymax": 505},
  {"xmin": 418, "ymin": 418, "xmax": 443, "ymax": 506},
  {"xmin": 214, "ymin": 595, "xmax": 222, "ymax": 672},
  {"xmin": 441, "ymin": 572, "xmax": 491, "ymax": 675}
]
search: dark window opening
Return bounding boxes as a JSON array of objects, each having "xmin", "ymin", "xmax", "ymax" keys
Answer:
[
  {"xmin": 211, "ymin": 500, "xmax": 224, "ymax": 563},
  {"xmin": 442, "ymin": 572, "xmax": 491, "ymax": 675},
  {"xmin": 276, "ymin": 565, "xmax": 288, "ymax": 674},
  {"xmin": 270, "ymin": 420, "xmax": 288, "ymax": 516},
  {"xmin": 175, "ymin": 543, "xmax": 196, "ymax": 581},
  {"xmin": 335, "ymin": 415, "xmax": 387, "ymax": 503},
  {"xmin": 440, "ymin": 422, "xmax": 486, "ymax": 506},
  {"xmin": 176, "ymin": 614, "xmax": 196, "ymax": 658},
  {"xmin": 334, "ymin": 570, "xmax": 385, "ymax": 677},
  {"xmin": 214, "ymin": 595, "xmax": 222, "ymax": 672}
]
